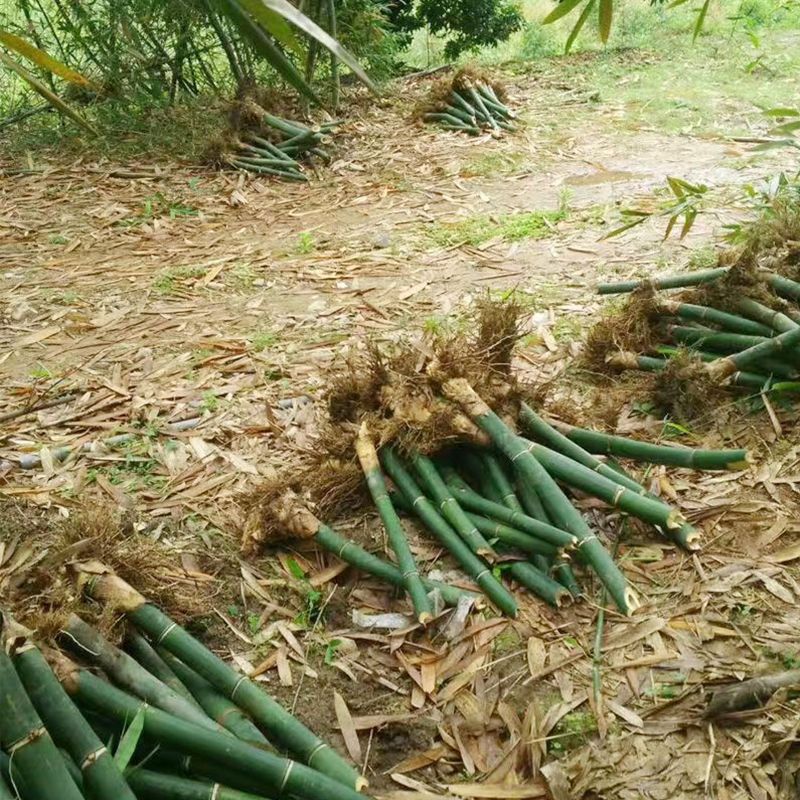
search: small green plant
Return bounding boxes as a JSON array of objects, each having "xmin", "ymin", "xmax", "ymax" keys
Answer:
[
  {"xmin": 250, "ymin": 330, "xmax": 279, "ymax": 352},
  {"xmin": 687, "ymin": 245, "xmax": 718, "ymax": 270},
  {"xmin": 151, "ymin": 265, "xmax": 206, "ymax": 295},
  {"xmin": 200, "ymin": 391, "xmax": 219, "ymax": 412},
  {"xmin": 119, "ymin": 192, "xmax": 198, "ymax": 228},
  {"xmin": 48, "ymin": 233, "xmax": 69, "ymax": 245},
  {"xmin": 229, "ymin": 262, "xmax": 257, "ymax": 288},
  {"xmin": 30, "ymin": 363, "xmax": 53, "ymax": 380},
  {"xmin": 285, "ymin": 557, "xmax": 325, "ymax": 628},
  {"xmin": 461, "ymin": 151, "xmax": 526, "ymax": 178},
  {"xmin": 324, "ymin": 639, "xmax": 343, "ymax": 664},
  {"xmin": 296, "ymin": 231, "xmax": 316, "ymax": 254},
  {"xmin": 247, "ymin": 613, "xmax": 261, "ymax": 635},
  {"xmin": 550, "ymin": 711, "xmax": 597, "ymax": 753}
]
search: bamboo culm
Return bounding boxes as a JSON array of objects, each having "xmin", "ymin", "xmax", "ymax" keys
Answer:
[
  {"xmin": 59, "ymin": 614, "xmax": 221, "ymax": 732},
  {"xmin": 14, "ymin": 643, "xmax": 138, "ymax": 800},
  {"xmin": 518, "ymin": 404, "xmax": 701, "ymax": 551},
  {"xmin": 442, "ymin": 378, "xmax": 638, "ymax": 615},
  {"xmin": 78, "ymin": 570, "xmax": 363, "ymax": 791},
  {"xmin": 0, "ymin": 646, "xmax": 84, "ymax": 800},
  {"xmin": 57, "ymin": 662, "xmax": 368, "ymax": 800},
  {"xmin": 379, "ymin": 447, "xmax": 518, "ymax": 617},
  {"xmin": 410, "ymin": 453, "xmax": 570, "ymax": 607},
  {"xmin": 356, "ymin": 423, "xmax": 433, "ymax": 624}
]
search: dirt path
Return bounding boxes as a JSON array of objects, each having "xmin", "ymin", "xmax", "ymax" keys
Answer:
[{"xmin": 2, "ymin": 52, "xmax": 800, "ymax": 798}]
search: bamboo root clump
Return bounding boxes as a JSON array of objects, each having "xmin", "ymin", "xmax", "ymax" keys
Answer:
[
  {"xmin": 420, "ymin": 68, "xmax": 516, "ymax": 136},
  {"xmin": 0, "ymin": 582, "xmax": 369, "ymax": 800},
  {"xmin": 591, "ymin": 263, "xmax": 800, "ymax": 400},
  {"xmin": 244, "ymin": 300, "xmax": 748, "ymax": 620}
]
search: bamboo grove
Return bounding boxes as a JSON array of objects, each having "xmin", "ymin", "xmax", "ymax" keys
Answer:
[{"xmin": 0, "ymin": 565, "xmax": 369, "ymax": 800}]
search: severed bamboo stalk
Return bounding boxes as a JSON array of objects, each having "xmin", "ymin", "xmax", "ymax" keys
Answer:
[
  {"xmin": 734, "ymin": 297, "xmax": 799, "ymax": 334},
  {"xmin": 157, "ymin": 650, "xmax": 270, "ymax": 747},
  {"xmin": 13, "ymin": 640, "xmax": 137, "ymax": 800},
  {"xmin": 0, "ymin": 641, "xmax": 84, "ymax": 800},
  {"xmin": 380, "ymin": 447, "xmax": 518, "ymax": 617},
  {"xmin": 656, "ymin": 298, "xmax": 774, "ymax": 337},
  {"xmin": 518, "ymin": 404, "xmax": 700, "ymax": 551},
  {"xmin": 442, "ymin": 378, "xmax": 638, "ymax": 615},
  {"xmin": 549, "ymin": 419, "xmax": 750, "ymax": 471},
  {"xmin": 52, "ymin": 653, "xmax": 369, "ymax": 800},
  {"xmin": 708, "ymin": 326, "xmax": 800, "ymax": 380},
  {"xmin": 74, "ymin": 564, "xmax": 364, "ymax": 791},
  {"xmin": 125, "ymin": 766, "xmax": 270, "ymax": 800},
  {"xmin": 598, "ymin": 267, "xmax": 729, "ymax": 294},
  {"xmin": 356, "ymin": 423, "xmax": 433, "ymax": 624},
  {"xmin": 59, "ymin": 615, "xmax": 221, "ymax": 732},
  {"xmin": 410, "ymin": 453, "xmax": 570, "ymax": 607}
]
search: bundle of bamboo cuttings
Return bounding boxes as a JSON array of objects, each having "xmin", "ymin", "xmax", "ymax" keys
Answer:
[
  {"xmin": 591, "ymin": 263, "xmax": 800, "ymax": 395},
  {"xmin": 419, "ymin": 68, "xmax": 516, "ymax": 135},
  {"xmin": 0, "ymin": 564, "xmax": 367, "ymax": 800},
  {"xmin": 244, "ymin": 302, "xmax": 749, "ymax": 621},
  {"xmin": 208, "ymin": 95, "xmax": 337, "ymax": 182}
]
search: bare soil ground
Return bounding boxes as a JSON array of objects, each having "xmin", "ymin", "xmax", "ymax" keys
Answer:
[{"xmin": 2, "ymin": 50, "xmax": 800, "ymax": 799}]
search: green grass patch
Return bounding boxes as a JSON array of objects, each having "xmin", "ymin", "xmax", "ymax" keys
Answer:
[
  {"xmin": 427, "ymin": 208, "xmax": 566, "ymax": 248},
  {"xmin": 151, "ymin": 265, "xmax": 207, "ymax": 295},
  {"xmin": 549, "ymin": 711, "xmax": 597, "ymax": 753},
  {"xmin": 461, "ymin": 151, "xmax": 527, "ymax": 178}
]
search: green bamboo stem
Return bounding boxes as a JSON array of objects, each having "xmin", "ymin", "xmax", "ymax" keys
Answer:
[
  {"xmin": 610, "ymin": 350, "xmax": 788, "ymax": 385},
  {"xmin": 157, "ymin": 651, "xmax": 270, "ymax": 747},
  {"xmin": 438, "ymin": 122, "xmax": 482, "ymax": 134},
  {"xmin": 734, "ymin": 297, "xmax": 799, "ymax": 334},
  {"xmin": 278, "ymin": 130, "xmax": 319, "ymax": 150},
  {"xmin": 664, "ymin": 324, "xmax": 769, "ymax": 354},
  {"xmin": 245, "ymin": 135, "xmax": 299, "ymax": 164},
  {"xmin": 265, "ymin": 488, "xmax": 473, "ymax": 608},
  {"xmin": 0, "ymin": 771, "xmax": 10, "ymax": 800},
  {"xmin": 77, "ymin": 569, "xmax": 364, "ymax": 791},
  {"xmin": 424, "ymin": 111, "xmax": 472, "ymax": 127},
  {"xmin": 356, "ymin": 423, "xmax": 433, "ymax": 624},
  {"xmin": 449, "ymin": 91, "xmax": 477, "ymax": 116},
  {"xmin": 442, "ymin": 472, "xmax": 577, "ymax": 549},
  {"xmin": 522, "ymin": 439, "xmax": 685, "ymax": 530},
  {"xmin": 464, "ymin": 512, "xmax": 560, "ymax": 558},
  {"xmin": 443, "ymin": 104, "xmax": 477, "ymax": 125},
  {"xmin": 14, "ymin": 642, "xmax": 137, "ymax": 800},
  {"xmin": 60, "ymin": 615, "xmax": 220, "ymax": 732},
  {"xmin": 442, "ymin": 378, "xmax": 638, "ymax": 615},
  {"xmin": 598, "ymin": 267, "xmax": 729, "ymax": 294},
  {"xmin": 550, "ymin": 419, "xmax": 750, "ymax": 471},
  {"xmin": 126, "ymin": 629, "xmax": 203, "ymax": 709},
  {"xmin": 410, "ymin": 452, "xmax": 570, "ymax": 606},
  {"xmin": 465, "ymin": 85, "xmax": 498, "ymax": 129},
  {"xmin": 125, "ymin": 767, "xmax": 270, "ymax": 800},
  {"xmin": 54, "ymin": 657, "xmax": 367, "ymax": 800},
  {"xmin": 0, "ymin": 645, "xmax": 84, "ymax": 800},
  {"xmin": 519, "ymin": 404, "xmax": 700, "ymax": 551},
  {"xmin": 767, "ymin": 272, "xmax": 800, "ymax": 303},
  {"xmin": 230, "ymin": 160, "xmax": 309, "ymax": 181},
  {"xmin": 657, "ymin": 299, "xmax": 774, "ymax": 337},
  {"xmin": 234, "ymin": 155, "xmax": 302, "ymax": 169},
  {"xmin": 708, "ymin": 326, "xmax": 800, "ymax": 381},
  {"xmin": 380, "ymin": 447, "xmax": 518, "ymax": 617},
  {"xmin": 654, "ymin": 344, "xmax": 792, "ymax": 380},
  {"xmin": 476, "ymin": 85, "xmax": 513, "ymax": 119},
  {"xmin": 481, "ymin": 452, "xmax": 525, "ymax": 513}
]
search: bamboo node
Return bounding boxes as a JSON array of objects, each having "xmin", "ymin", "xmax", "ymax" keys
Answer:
[
  {"xmin": 7, "ymin": 725, "xmax": 47, "ymax": 753},
  {"xmin": 80, "ymin": 746, "xmax": 108, "ymax": 769}
]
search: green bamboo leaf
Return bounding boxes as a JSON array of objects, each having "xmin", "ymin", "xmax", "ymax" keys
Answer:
[
  {"xmin": 215, "ymin": 0, "xmax": 321, "ymax": 104},
  {"xmin": 115, "ymin": 707, "xmax": 145, "ymax": 771},
  {"xmin": 666, "ymin": 177, "xmax": 686, "ymax": 198},
  {"xmin": 602, "ymin": 214, "xmax": 648, "ymax": 239},
  {"xmin": 244, "ymin": 0, "xmax": 376, "ymax": 92},
  {"xmin": 543, "ymin": 0, "xmax": 587, "ymax": 25},
  {"xmin": 692, "ymin": 0, "xmax": 711, "ymax": 42},
  {"xmin": 599, "ymin": 0, "xmax": 613, "ymax": 44},
  {"xmin": 763, "ymin": 107, "xmax": 800, "ymax": 117},
  {"xmin": 0, "ymin": 28, "xmax": 95, "ymax": 87},
  {"xmin": 565, "ymin": 0, "xmax": 596, "ymax": 53},
  {"xmin": 237, "ymin": 0, "xmax": 303, "ymax": 55},
  {"xmin": 667, "ymin": 0, "xmax": 691, "ymax": 7},
  {"xmin": 679, "ymin": 208, "xmax": 697, "ymax": 239},
  {"xmin": 0, "ymin": 50, "xmax": 96, "ymax": 134},
  {"xmin": 770, "ymin": 120, "xmax": 800, "ymax": 135}
]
